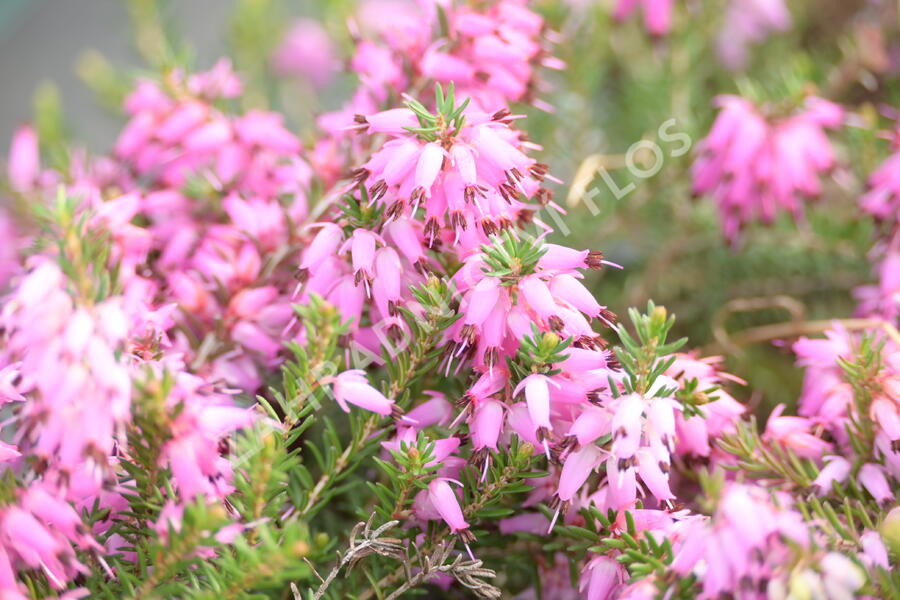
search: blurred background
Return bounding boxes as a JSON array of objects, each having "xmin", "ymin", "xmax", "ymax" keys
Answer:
[
  {"xmin": 0, "ymin": 0, "xmax": 235, "ymax": 147},
  {"xmin": 1, "ymin": 0, "xmax": 893, "ymax": 412}
]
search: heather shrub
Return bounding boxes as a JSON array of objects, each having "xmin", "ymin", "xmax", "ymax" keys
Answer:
[{"xmin": 0, "ymin": 1, "xmax": 897, "ymax": 598}]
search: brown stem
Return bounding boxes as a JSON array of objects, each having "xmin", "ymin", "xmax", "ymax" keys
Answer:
[{"xmin": 708, "ymin": 317, "xmax": 900, "ymax": 354}]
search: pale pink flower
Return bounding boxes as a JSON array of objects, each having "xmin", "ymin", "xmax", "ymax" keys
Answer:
[
  {"xmin": 860, "ymin": 530, "xmax": 889, "ymax": 569},
  {"xmin": 514, "ymin": 373, "xmax": 560, "ymax": 437},
  {"xmin": 763, "ymin": 404, "xmax": 831, "ymax": 459},
  {"xmin": 716, "ymin": 0, "xmax": 791, "ymax": 70},
  {"xmin": 427, "ymin": 478, "xmax": 472, "ymax": 538},
  {"xmin": 859, "ymin": 463, "xmax": 892, "ymax": 503},
  {"xmin": 557, "ymin": 444, "xmax": 604, "ymax": 503},
  {"xmin": 273, "ymin": 19, "xmax": 339, "ymax": 88},
  {"xmin": 327, "ymin": 370, "xmax": 398, "ymax": 417},
  {"xmin": 578, "ymin": 555, "xmax": 622, "ymax": 600},
  {"xmin": 671, "ymin": 484, "xmax": 809, "ymax": 598},
  {"xmin": 813, "ymin": 456, "xmax": 851, "ymax": 493},
  {"xmin": 7, "ymin": 125, "xmax": 39, "ymax": 192}
]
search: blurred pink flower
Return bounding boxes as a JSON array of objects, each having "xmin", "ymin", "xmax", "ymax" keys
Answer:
[
  {"xmin": 716, "ymin": 0, "xmax": 791, "ymax": 70},
  {"xmin": 273, "ymin": 19, "xmax": 340, "ymax": 89},
  {"xmin": 693, "ymin": 95, "xmax": 843, "ymax": 243},
  {"xmin": 614, "ymin": 0, "xmax": 675, "ymax": 36}
]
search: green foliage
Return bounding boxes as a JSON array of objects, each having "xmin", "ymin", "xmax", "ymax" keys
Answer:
[
  {"xmin": 481, "ymin": 231, "xmax": 548, "ymax": 284},
  {"xmin": 513, "ymin": 326, "xmax": 573, "ymax": 378},
  {"xmin": 32, "ymin": 82, "xmax": 69, "ymax": 172},
  {"xmin": 124, "ymin": 0, "xmax": 191, "ymax": 71},
  {"xmin": 340, "ymin": 187, "xmax": 387, "ymax": 232},
  {"xmin": 229, "ymin": 0, "xmax": 286, "ymax": 110},
  {"xmin": 369, "ymin": 433, "xmax": 441, "ymax": 522},
  {"xmin": 29, "ymin": 188, "xmax": 121, "ymax": 303},
  {"xmin": 405, "ymin": 83, "xmax": 471, "ymax": 140},
  {"xmin": 614, "ymin": 302, "xmax": 687, "ymax": 397}
]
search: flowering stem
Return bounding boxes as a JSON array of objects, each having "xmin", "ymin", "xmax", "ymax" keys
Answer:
[
  {"xmin": 358, "ymin": 455, "xmax": 523, "ymax": 600},
  {"xmin": 301, "ymin": 300, "xmax": 449, "ymax": 519}
]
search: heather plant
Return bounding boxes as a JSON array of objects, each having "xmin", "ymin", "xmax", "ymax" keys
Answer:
[{"xmin": 0, "ymin": 0, "xmax": 898, "ymax": 598}]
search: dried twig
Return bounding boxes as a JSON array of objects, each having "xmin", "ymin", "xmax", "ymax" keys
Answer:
[
  {"xmin": 711, "ymin": 315, "xmax": 900, "ymax": 354},
  {"xmin": 359, "ymin": 457, "xmax": 522, "ymax": 600},
  {"xmin": 383, "ymin": 541, "xmax": 500, "ymax": 600},
  {"xmin": 311, "ymin": 516, "xmax": 404, "ymax": 600},
  {"xmin": 711, "ymin": 295, "xmax": 807, "ymax": 355}
]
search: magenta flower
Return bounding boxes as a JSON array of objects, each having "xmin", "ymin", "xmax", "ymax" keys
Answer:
[{"xmin": 693, "ymin": 95, "xmax": 843, "ymax": 243}]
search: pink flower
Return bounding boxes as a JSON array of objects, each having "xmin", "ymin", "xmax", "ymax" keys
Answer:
[
  {"xmin": 859, "ymin": 463, "xmax": 892, "ymax": 503},
  {"xmin": 860, "ymin": 530, "xmax": 889, "ymax": 569},
  {"xmin": 7, "ymin": 125, "xmax": 39, "ymax": 192},
  {"xmin": 345, "ymin": 229, "xmax": 380, "ymax": 291},
  {"xmin": 671, "ymin": 484, "xmax": 810, "ymax": 598},
  {"xmin": 471, "ymin": 398, "xmax": 505, "ymax": 453},
  {"xmin": 557, "ymin": 444, "xmax": 604, "ymax": 502},
  {"xmin": 273, "ymin": 19, "xmax": 339, "ymax": 88},
  {"xmin": 579, "ymin": 555, "xmax": 622, "ymax": 600},
  {"xmin": 327, "ymin": 370, "xmax": 398, "ymax": 417},
  {"xmin": 163, "ymin": 375, "xmax": 255, "ymax": 499},
  {"xmin": 373, "ymin": 248, "xmax": 403, "ymax": 317},
  {"xmin": 614, "ymin": 0, "xmax": 676, "ymax": 36},
  {"xmin": 356, "ymin": 103, "xmax": 550, "ymax": 244},
  {"xmin": 514, "ymin": 373, "xmax": 560, "ymax": 436},
  {"xmin": 299, "ymin": 224, "xmax": 345, "ymax": 280},
  {"xmin": 856, "ymin": 239, "xmax": 900, "ymax": 322},
  {"xmin": 813, "ymin": 456, "xmax": 851, "ymax": 493},
  {"xmin": 716, "ymin": 0, "xmax": 791, "ymax": 70},
  {"xmin": 763, "ymin": 404, "xmax": 830, "ymax": 459},
  {"xmin": 187, "ymin": 58, "xmax": 243, "ymax": 99},
  {"xmin": 427, "ymin": 478, "xmax": 471, "ymax": 537},
  {"xmin": 693, "ymin": 95, "xmax": 843, "ymax": 243}
]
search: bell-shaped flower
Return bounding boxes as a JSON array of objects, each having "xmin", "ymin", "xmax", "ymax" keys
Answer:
[{"xmin": 328, "ymin": 370, "xmax": 397, "ymax": 417}]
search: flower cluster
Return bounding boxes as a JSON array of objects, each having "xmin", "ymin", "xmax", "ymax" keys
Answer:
[
  {"xmin": 793, "ymin": 325, "xmax": 900, "ymax": 500},
  {"xmin": 0, "ymin": 251, "xmax": 254, "ymax": 595},
  {"xmin": 715, "ymin": 0, "xmax": 791, "ymax": 71},
  {"xmin": 692, "ymin": 95, "xmax": 844, "ymax": 243},
  {"xmin": 313, "ymin": 0, "xmax": 560, "ymax": 175},
  {"xmin": 857, "ymin": 124, "xmax": 900, "ymax": 321},
  {"xmin": 669, "ymin": 485, "xmax": 860, "ymax": 600}
]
